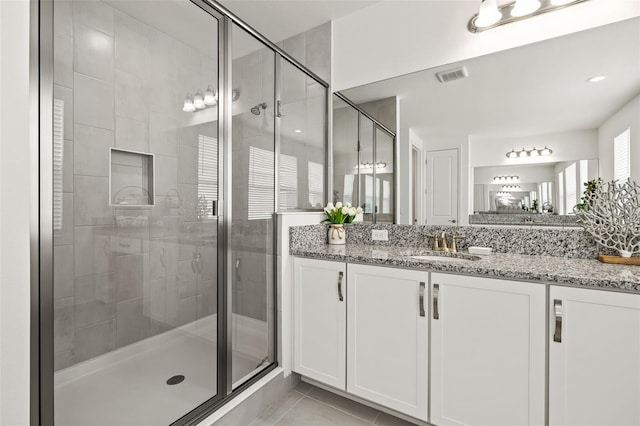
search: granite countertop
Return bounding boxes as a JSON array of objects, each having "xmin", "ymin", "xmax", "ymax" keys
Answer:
[{"xmin": 291, "ymin": 244, "xmax": 640, "ymax": 293}]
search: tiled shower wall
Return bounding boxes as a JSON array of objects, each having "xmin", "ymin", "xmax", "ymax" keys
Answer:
[{"xmin": 53, "ymin": 0, "xmax": 219, "ymax": 370}]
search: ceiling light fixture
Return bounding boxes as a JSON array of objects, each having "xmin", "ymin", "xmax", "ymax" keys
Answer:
[
  {"xmin": 506, "ymin": 146, "xmax": 553, "ymax": 158},
  {"xmin": 587, "ymin": 75, "xmax": 607, "ymax": 83},
  {"xmin": 468, "ymin": 0, "xmax": 590, "ymax": 33}
]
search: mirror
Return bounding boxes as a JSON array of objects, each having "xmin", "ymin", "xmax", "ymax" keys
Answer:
[{"xmin": 337, "ymin": 17, "xmax": 640, "ymax": 227}]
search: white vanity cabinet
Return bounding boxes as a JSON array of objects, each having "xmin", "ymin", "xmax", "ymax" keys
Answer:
[
  {"xmin": 293, "ymin": 258, "xmax": 346, "ymax": 390},
  {"xmin": 347, "ymin": 264, "xmax": 429, "ymax": 420},
  {"xmin": 430, "ymin": 273, "xmax": 546, "ymax": 426},
  {"xmin": 549, "ymin": 286, "xmax": 640, "ymax": 426}
]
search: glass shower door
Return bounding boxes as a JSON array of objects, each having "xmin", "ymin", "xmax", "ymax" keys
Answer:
[
  {"xmin": 229, "ymin": 23, "xmax": 276, "ymax": 388},
  {"xmin": 51, "ymin": 0, "xmax": 222, "ymax": 424}
]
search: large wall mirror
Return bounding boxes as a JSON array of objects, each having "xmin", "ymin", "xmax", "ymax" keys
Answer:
[{"xmin": 337, "ymin": 17, "xmax": 640, "ymax": 227}]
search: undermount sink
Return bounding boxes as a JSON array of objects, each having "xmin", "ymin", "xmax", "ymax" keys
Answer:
[{"xmin": 408, "ymin": 252, "xmax": 482, "ymax": 262}]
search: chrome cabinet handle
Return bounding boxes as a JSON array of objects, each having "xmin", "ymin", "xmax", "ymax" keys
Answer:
[
  {"xmin": 433, "ymin": 284, "xmax": 440, "ymax": 320},
  {"xmin": 553, "ymin": 299, "xmax": 562, "ymax": 343},
  {"xmin": 338, "ymin": 271, "xmax": 344, "ymax": 302},
  {"xmin": 419, "ymin": 282, "xmax": 425, "ymax": 317}
]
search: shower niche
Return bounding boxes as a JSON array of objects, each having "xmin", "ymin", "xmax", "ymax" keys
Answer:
[{"xmin": 109, "ymin": 148, "xmax": 155, "ymax": 207}]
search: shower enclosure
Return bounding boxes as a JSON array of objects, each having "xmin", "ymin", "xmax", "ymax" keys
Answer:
[{"xmin": 36, "ymin": 0, "xmax": 328, "ymax": 424}]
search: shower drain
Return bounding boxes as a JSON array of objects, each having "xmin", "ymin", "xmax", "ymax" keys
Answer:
[{"xmin": 166, "ymin": 375, "xmax": 185, "ymax": 385}]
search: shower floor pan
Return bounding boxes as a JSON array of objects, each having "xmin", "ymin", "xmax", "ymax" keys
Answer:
[{"xmin": 54, "ymin": 314, "xmax": 267, "ymax": 426}]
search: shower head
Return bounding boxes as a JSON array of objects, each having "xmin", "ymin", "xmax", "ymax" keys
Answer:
[{"xmin": 250, "ymin": 102, "xmax": 267, "ymax": 115}]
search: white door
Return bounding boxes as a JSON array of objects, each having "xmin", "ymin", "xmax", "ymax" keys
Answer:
[
  {"xmin": 347, "ymin": 264, "xmax": 428, "ymax": 420},
  {"xmin": 549, "ymin": 286, "xmax": 640, "ymax": 426},
  {"xmin": 293, "ymin": 258, "xmax": 346, "ymax": 390},
  {"xmin": 430, "ymin": 273, "xmax": 546, "ymax": 426},
  {"xmin": 426, "ymin": 149, "xmax": 458, "ymax": 225}
]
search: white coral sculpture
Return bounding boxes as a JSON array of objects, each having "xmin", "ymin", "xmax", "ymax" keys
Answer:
[{"xmin": 575, "ymin": 179, "xmax": 640, "ymax": 258}]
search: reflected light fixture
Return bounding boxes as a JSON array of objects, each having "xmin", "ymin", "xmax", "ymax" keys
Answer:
[
  {"xmin": 506, "ymin": 146, "xmax": 552, "ymax": 158},
  {"xmin": 493, "ymin": 175, "xmax": 519, "ymax": 183},
  {"xmin": 193, "ymin": 90, "xmax": 205, "ymax": 109},
  {"xmin": 182, "ymin": 86, "xmax": 238, "ymax": 113},
  {"xmin": 469, "ymin": 0, "xmax": 590, "ymax": 33},
  {"xmin": 182, "ymin": 95, "xmax": 195, "ymax": 112},
  {"xmin": 354, "ymin": 162, "xmax": 387, "ymax": 170},
  {"xmin": 294, "ymin": 129, "xmax": 302, "ymax": 133},
  {"xmin": 502, "ymin": 185, "xmax": 521, "ymax": 190},
  {"xmin": 203, "ymin": 86, "xmax": 217, "ymax": 105}
]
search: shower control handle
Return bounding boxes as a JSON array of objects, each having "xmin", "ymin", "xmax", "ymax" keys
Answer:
[
  {"xmin": 337, "ymin": 271, "xmax": 344, "ymax": 302},
  {"xmin": 419, "ymin": 282, "xmax": 425, "ymax": 317}
]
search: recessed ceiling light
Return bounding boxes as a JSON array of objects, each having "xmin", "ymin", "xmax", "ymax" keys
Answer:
[
  {"xmin": 587, "ymin": 76, "xmax": 607, "ymax": 83},
  {"xmin": 294, "ymin": 129, "xmax": 302, "ymax": 133}
]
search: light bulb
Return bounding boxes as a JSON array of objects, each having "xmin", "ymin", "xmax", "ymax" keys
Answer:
[
  {"xmin": 183, "ymin": 96, "xmax": 195, "ymax": 112},
  {"xmin": 540, "ymin": 146, "xmax": 552, "ymax": 156},
  {"xmin": 529, "ymin": 147, "xmax": 539, "ymax": 157},
  {"xmin": 518, "ymin": 148, "xmax": 528, "ymax": 158},
  {"xmin": 193, "ymin": 90, "xmax": 205, "ymax": 109},
  {"xmin": 475, "ymin": 0, "xmax": 502, "ymax": 28},
  {"xmin": 511, "ymin": 0, "xmax": 541, "ymax": 17},
  {"xmin": 550, "ymin": 0, "xmax": 574, "ymax": 5},
  {"xmin": 204, "ymin": 86, "xmax": 216, "ymax": 105},
  {"xmin": 506, "ymin": 149, "xmax": 518, "ymax": 159}
]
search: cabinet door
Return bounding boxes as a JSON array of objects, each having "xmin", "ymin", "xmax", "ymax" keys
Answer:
[
  {"xmin": 347, "ymin": 264, "xmax": 428, "ymax": 420},
  {"xmin": 430, "ymin": 273, "xmax": 545, "ymax": 426},
  {"xmin": 293, "ymin": 258, "xmax": 346, "ymax": 390},
  {"xmin": 549, "ymin": 286, "xmax": 640, "ymax": 426}
]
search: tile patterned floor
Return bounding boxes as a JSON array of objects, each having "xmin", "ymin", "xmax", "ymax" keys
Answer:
[{"xmin": 248, "ymin": 381, "xmax": 418, "ymax": 426}]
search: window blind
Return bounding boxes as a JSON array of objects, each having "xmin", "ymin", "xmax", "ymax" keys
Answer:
[
  {"xmin": 248, "ymin": 146, "xmax": 275, "ymax": 220},
  {"xmin": 53, "ymin": 99, "xmax": 64, "ymax": 231},
  {"xmin": 198, "ymin": 135, "xmax": 218, "ymax": 218},
  {"xmin": 614, "ymin": 128, "xmax": 631, "ymax": 182},
  {"xmin": 279, "ymin": 154, "xmax": 297, "ymax": 210},
  {"xmin": 307, "ymin": 161, "xmax": 323, "ymax": 209}
]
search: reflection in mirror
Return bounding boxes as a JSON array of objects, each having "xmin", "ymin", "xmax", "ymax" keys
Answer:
[
  {"xmin": 338, "ymin": 17, "xmax": 640, "ymax": 227},
  {"xmin": 473, "ymin": 159, "xmax": 598, "ymax": 215},
  {"xmin": 332, "ymin": 94, "xmax": 396, "ymax": 223}
]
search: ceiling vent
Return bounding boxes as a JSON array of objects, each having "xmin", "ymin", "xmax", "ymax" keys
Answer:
[{"xmin": 435, "ymin": 66, "xmax": 469, "ymax": 83}]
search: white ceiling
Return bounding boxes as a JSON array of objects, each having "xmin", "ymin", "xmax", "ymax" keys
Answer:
[
  {"xmin": 340, "ymin": 17, "xmax": 640, "ymax": 141},
  {"xmin": 218, "ymin": 0, "xmax": 379, "ymax": 43}
]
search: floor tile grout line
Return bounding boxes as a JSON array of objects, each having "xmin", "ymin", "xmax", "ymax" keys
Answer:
[
  {"xmin": 270, "ymin": 390, "xmax": 306, "ymax": 426},
  {"xmin": 304, "ymin": 393, "xmax": 380, "ymax": 424}
]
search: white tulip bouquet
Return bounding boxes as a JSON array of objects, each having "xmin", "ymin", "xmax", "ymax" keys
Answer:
[{"xmin": 322, "ymin": 202, "xmax": 363, "ymax": 224}]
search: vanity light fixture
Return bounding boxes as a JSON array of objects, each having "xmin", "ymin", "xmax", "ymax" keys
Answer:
[
  {"xmin": 502, "ymin": 185, "xmax": 521, "ymax": 190},
  {"xmin": 203, "ymin": 86, "xmax": 217, "ymax": 105},
  {"xmin": 506, "ymin": 146, "xmax": 553, "ymax": 158},
  {"xmin": 468, "ymin": 0, "xmax": 590, "ymax": 33}
]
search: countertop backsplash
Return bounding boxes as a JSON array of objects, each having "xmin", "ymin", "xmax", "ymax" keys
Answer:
[{"xmin": 290, "ymin": 223, "xmax": 611, "ymax": 259}]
